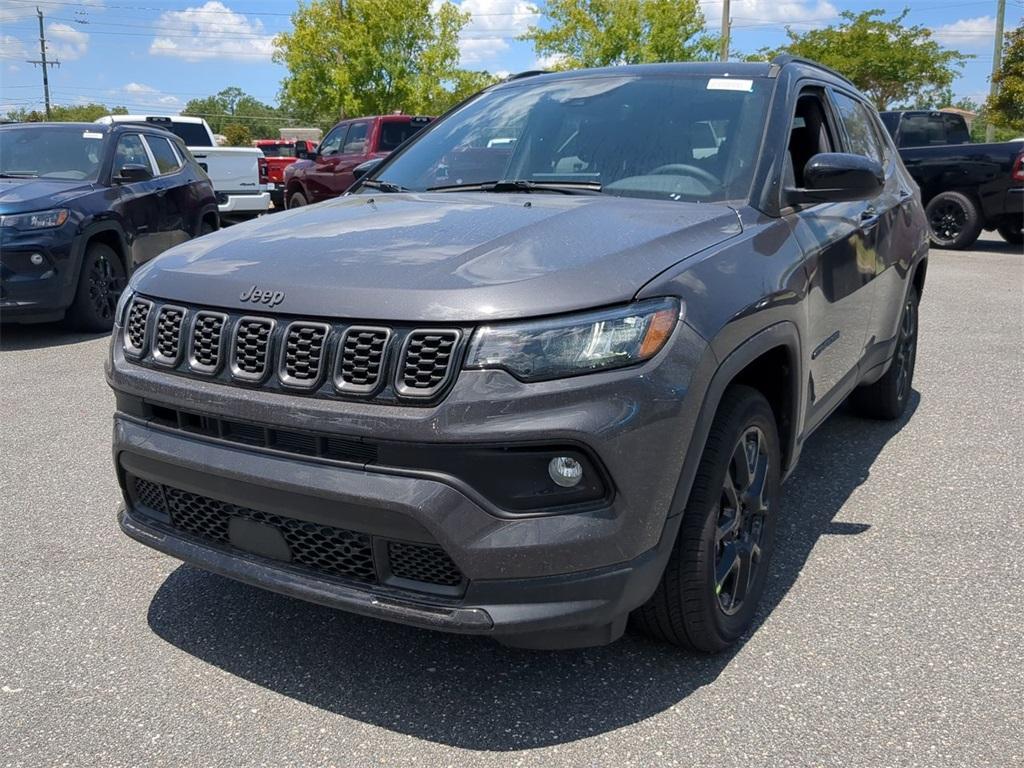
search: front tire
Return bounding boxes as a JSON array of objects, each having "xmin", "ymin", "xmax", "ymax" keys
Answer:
[
  {"xmin": 850, "ymin": 285, "xmax": 919, "ymax": 420},
  {"xmin": 997, "ymin": 219, "xmax": 1022, "ymax": 246},
  {"xmin": 925, "ymin": 191, "xmax": 982, "ymax": 250},
  {"xmin": 633, "ymin": 386, "xmax": 781, "ymax": 652},
  {"xmin": 66, "ymin": 242, "xmax": 126, "ymax": 333}
]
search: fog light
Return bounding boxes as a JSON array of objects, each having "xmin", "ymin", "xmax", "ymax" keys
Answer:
[
  {"xmin": 548, "ymin": 456, "xmax": 583, "ymax": 488},
  {"xmin": 30, "ymin": 253, "xmax": 44, "ymax": 266}
]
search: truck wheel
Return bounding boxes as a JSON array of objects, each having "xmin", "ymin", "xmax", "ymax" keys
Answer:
[
  {"xmin": 632, "ymin": 385, "xmax": 780, "ymax": 652},
  {"xmin": 996, "ymin": 219, "xmax": 1022, "ymax": 246},
  {"xmin": 851, "ymin": 285, "xmax": 918, "ymax": 421},
  {"xmin": 925, "ymin": 191, "xmax": 982, "ymax": 250},
  {"xmin": 287, "ymin": 190, "xmax": 307, "ymax": 209},
  {"xmin": 66, "ymin": 242, "xmax": 126, "ymax": 333}
]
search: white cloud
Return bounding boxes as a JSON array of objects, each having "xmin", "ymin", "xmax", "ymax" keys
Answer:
[
  {"xmin": 46, "ymin": 23, "xmax": 90, "ymax": 61},
  {"xmin": 149, "ymin": 1, "xmax": 275, "ymax": 62},
  {"xmin": 533, "ymin": 52, "xmax": 566, "ymax": 70},
  {"xmin": 0, "ymin": 6, "xmax": 36, "ymax": 24},
  {"xmin": 0, "ymin": 34, "xmax": 28, "ymax": 61},
  {"xmin": 932, "ymin": 16, "xmax": 996, "ymax": 49},
  {"xmin": 456, "ymin": 0, "xmax": 536, "ymax": 66},
  {"xmin": 707, "ymin": 0, "xmax": 837, "ymax": 26},
  {"xmin": 114, "ymin": 82, "xmax": 181, "ymax": 108}
]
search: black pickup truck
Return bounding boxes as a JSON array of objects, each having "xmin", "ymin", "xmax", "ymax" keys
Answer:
[{"xmin": 881, "ymin": 110, "xmax": 1023, "ymax": 248}]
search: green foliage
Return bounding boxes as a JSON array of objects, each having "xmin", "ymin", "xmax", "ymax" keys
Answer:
[
  {"xmin": 521, "ymin": 0, "xmax": 717, "ymax": 69},
  {"xmin": 181, "ymin": 87, "xmax": 283, "ymax": 139},
  {"xmin": 987, "ymin": 21, "xmax": 1024, "ymax": 134},
  {"xmin": 4, "ymin": 103, "xmax": 128, "ymax": 122},
  {"xmin": 222, "ymin": 123, "xmax": 253, "ymax": 146},
  {"xmin": 759, "ymin": 9, "xmax": 969, "ymax": 110},
  {"xmin": 273, "ymin": 0, "xmax": 494, "ymax": 128}
]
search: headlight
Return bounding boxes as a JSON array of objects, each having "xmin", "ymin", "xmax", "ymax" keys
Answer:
[
  {"xmin": 0, "ymin": 208, "xmax": 70, "ymax": 229},
  {"xmin": 465, "ymin": 298, "xmax": 681, "ymax": 382},
  {"xmin": 114, "ymin": 286, "xmax": 135, "ymax": 326}
]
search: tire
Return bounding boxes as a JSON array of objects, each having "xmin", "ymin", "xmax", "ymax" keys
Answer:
[
  {"xmin": 850, "ymin": 285, "xmax": 919, "ymax": 421},
  {"xmin": 996, "ymin": 219, "xmax": 1023, "ymax": 246},
  {"xmin": 925, "ymin": 191, "xmax": 982, "ymax": 250},
  {"xmin": 199, "ymin": 219, "xmax": 216, "ymax": 236},
  {"xmin": 632, "ymin": 385, "xmax": 781, "ymax": 652},
  {"xmin": 66, "ymin": 242, "xmax": 126, "ymax": 333},
  {"xmin": 287, "ymin": 190, "xmax": 307, "ymax": 209}
]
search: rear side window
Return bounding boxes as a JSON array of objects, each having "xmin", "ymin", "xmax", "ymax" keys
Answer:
[
  {"xmin": 943, "ymin": 114, "xmax": 970, "ymax": 144},
  {"xmin": 143, "ymin": 135, "xmax": 182, "ymax": 175},
  {"xmin": 832, "ymin": 92, "xmax": 883, "ymax": 163},
  {"xmin": 379, "ymin": 121, "xmax": 429, "ymax": 152}
]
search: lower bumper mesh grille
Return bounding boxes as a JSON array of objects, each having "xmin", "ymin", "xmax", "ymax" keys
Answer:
[{"xmin": 130, "ymin": 477, "xmax": 464, "ymax": 592}]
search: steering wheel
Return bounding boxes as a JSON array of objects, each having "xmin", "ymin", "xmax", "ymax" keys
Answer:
[{"xmin": 648, "ymin": 163, "xmax": 720, "ymax": 188}]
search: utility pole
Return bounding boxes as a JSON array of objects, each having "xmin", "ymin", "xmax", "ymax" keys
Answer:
[
  {"xmin": 985, "ymin": 0, "xmax": 1006, "ymax": 142},
  {"xmin": 27, "ymin": 6, "xmax": 60, "ymax": 119},
  {"xmin": 720, "ymin": 0, "xmax": 731, "ymax": 62}
]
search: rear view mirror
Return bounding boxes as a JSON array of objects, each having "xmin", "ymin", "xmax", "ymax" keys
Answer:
[
  {"xmin": 787, "ymin": 152, "xmax": 883, "ymax": 205},
  {"xmin": 114, "ymin": 164, "xmax": 153, "ymax": 184}
]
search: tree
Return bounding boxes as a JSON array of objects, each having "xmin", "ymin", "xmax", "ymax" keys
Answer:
[
  {"xmin": 5, "ymin": 103, "xmax": 127, "ymax": 122},
  {"xmin": 273, "ymin": 0, "xmax": 488, "ymax": 127},
  {"xmin": 758, "ymin": 9, "xmax": 969, "ymax": 110},
  {"xmin": 181, "ymin": 87, "xmax": 283, "ymax": 139},
  {"xmin": 521, "ymin": 0, "xmax": 717, "ymax": 69},
  {"xmin": 222, "ymin": 123, "xmax": 252, "ymax": 147},
  {"xmin": 987, "ymin": 21, "xmax": 1024, "ymax": 134}
]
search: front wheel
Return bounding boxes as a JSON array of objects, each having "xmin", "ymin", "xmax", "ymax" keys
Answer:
[
  {"xmin": 632, "ymin": 386, "xmax": 781, "ymax": 652},
  {"xmin": 997, "ymin": 219, "xmax": 1022, "ymax": 246},
  {"xmin": 65, "ymin": 242, "xmax": 126, "ymax": 332},
  {"xmin": 850, "ymin": 284, "xmax": 919, "ymax": 420}
]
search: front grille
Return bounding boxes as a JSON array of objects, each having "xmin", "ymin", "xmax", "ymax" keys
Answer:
[
  {"xmin": 130, "ymin": 476, "xmax": 464, "ymax": 591},
  {"xmin": 189, "ymin": 311, "xmax": 226, "ymax": 374},
  {"xmin": 124, "ymin": 298, "xmax": 153, "ymax": 355},
  {"xmin": 231, "ymin": 317, "xmax": 275, "ymax": 381},
  {"xmin": 336, "ymin": 327, "xmax": 390, "ymax": 394},
  {"xmin": 398, "ymin": 330, "xmax": 460, "ymax": 397},
  {"xmin": 281, "ymin": 322, "xmax": 329, "ymax": 388},
  {"xmin": 153, "ymin": 306, "xmax": 185, "ymax": 365}
]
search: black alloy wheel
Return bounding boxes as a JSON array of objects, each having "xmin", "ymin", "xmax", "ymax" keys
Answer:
[{"xmin": 67, "ymin": 242, "xmax": 126, "ymax": 332}]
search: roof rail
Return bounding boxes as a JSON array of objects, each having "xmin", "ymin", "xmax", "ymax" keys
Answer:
[
  {"xmin": 771, "ymin": 54, "xmax": 856, "ymax": 87},
  {"xmin": 503, "ymin": 70, "xmax": 548, "ymax": 82}
]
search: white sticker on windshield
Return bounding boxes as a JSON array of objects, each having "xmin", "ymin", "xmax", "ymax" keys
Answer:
[
  {"xmin": 707, "ymin": 78, "xmax": 753, "ymax": 92},
  {"xmin": 82, "ymin": 131, "xmax": 104, "ymax": 139}
]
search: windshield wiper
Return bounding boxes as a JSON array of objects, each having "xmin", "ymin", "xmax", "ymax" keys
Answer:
[
  {"xmin": 0, "ymin": 173, "xmax": 38, "ymax": 179},
  {"xmin": 359, "ymin": 179, "xmax": 408, "ymax": 192},
  {"xmin": 427, "ymin": 179, "xmax": 603, "ymax": 195}
]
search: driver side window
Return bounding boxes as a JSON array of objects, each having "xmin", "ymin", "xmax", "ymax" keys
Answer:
[
  {"xmin": 114, "ymin": 134, "xmax": 153, "ymax": 174},
  {"xmin": 319, "ymin": 124, "xmax": 348, "ymax": 156},
  {"xmin": 787, "ymin": 90, "xmax": 837, "ymax": 188}
]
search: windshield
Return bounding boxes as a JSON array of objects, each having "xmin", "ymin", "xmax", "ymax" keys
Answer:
[
  {"xmin": 0, "ymin": 125, "xmax": 105, "ymax": 181},
  {"xmin": 376, "ymin": 74, "xmax": 771, "ymax": 202}
]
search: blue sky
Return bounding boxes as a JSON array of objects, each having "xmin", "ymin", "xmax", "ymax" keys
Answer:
[{"xmin": 1, "ymin": 0, "xmax": 1021, "ymax": 124}]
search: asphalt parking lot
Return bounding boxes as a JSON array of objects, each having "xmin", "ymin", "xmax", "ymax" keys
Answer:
[{"xmin": 2, "ymin": 233, "xmax": 1021, "ymax": 767}]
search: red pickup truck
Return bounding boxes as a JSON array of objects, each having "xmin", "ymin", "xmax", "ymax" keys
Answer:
[
  {"xmin": 255, "ymin": 140, "xmax": 299, "ymax": 210},
  {"xmin": 282, "ymin": 114, "xmax": 432, "ymax": 208}
]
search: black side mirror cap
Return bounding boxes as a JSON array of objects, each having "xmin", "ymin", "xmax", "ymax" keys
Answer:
[
  {"xmin": 352, "ymin": 157, "xmax": 383, "ymax": 181},
  {"xmin": 114, "ymin": 164, "xmax": 153, "ymax": 184},
  {"xmin": 786, "ymin": 152, "xmax": 883, "ymax": 205},
  {"xmin": 295, "ymin": 140, "xmax": 316, "ymax": 160}
]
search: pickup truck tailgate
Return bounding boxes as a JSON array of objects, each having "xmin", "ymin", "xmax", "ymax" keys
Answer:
[{"xmin": 189, "ymin": 146, "xmax": 263, "ymax": 196}]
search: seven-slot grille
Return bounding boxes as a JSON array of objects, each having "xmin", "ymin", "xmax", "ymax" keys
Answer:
[
  {"xmin": 336, "ymin": 327, "xmax": 390, "ymax": 393},
  {"xmin": 281, "ymin": 322, "xmax": 329, "ymax": 387},
  {"xmin": 130, "ymin": 476, "xmax": 464, "ymax": 591},
  {"xmin": 124, "ymin": 298, "xmax": 153, "ymax": 355},
  {"xmin": 398, "ymin": 330, "xmax": 461, "ymax": 397},
  {"xmin": 188, "ymin": 311, "xmax": 226, "ymax": 373},
  {"xmin": 231, "ymin": 317, "xmax": 275, "ymax": 381},
  {"xmin": 152, "ymin": 306, "xmax": 185, "ymax": 365}
]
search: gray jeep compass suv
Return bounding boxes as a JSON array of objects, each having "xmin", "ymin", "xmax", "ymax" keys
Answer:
[{"xmin": 108, "ymin": 57, "xmax": 928, "ymax": 651}]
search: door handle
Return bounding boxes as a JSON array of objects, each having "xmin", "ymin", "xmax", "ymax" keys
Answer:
[{"xmin": 860, "ymin": 208, "xmax": 880, "ymax": 230}]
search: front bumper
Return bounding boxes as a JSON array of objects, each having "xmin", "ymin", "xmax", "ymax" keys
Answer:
[{"xmin": 0, "ymin": 223, "xmax": 79, "ymax": 322}]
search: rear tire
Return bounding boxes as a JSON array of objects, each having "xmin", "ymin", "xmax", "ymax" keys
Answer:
[
  {"xmin": 850, "ymin": 285, "xmax": 919, "ymax": 421},
  {"xmin": 287, "ymin": 190, "xmax": 307, "ymax": 209},
  {"xmin": 997, "ymin": 219, "xmax": 1022, "ymax": 246},
  {"xmin": 66, "ymin": 242, "xmax": 126, "ymax": 333},
  {"xmin": 199, "ymin": 219, "xmax": 216, "ymax": 236},
  {"xmin": 632, "ymin": 386, "xmax": 781, "ymax": 652},
  {"xmin": 925, "ymin": 191, "xmax": 982, "ymax": 250}
]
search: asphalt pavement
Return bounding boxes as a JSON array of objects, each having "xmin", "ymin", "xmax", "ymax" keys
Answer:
[{"xmin": 2, "ymin": 233, "xmax": 1021, "ymax": 767}]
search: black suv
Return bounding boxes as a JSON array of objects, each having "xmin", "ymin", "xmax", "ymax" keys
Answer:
[
  {"xmin": 0, "ymin": 122, "xmax": 218, "ymax": 330},
  {"xmin": 109, "ymin": 57, "xmax": 928, "ymax": 651}
]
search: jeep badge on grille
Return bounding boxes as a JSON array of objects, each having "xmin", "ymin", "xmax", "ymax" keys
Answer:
[{"xmin": 239, "ymin": 285, "xmax": 285, "ymax": 307}]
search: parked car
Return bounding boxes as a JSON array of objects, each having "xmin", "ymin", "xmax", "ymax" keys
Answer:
[
  {"xmin": 283, "ymin": 114, "xmax": 432, "ymax": 208},
  {"xmin": 110, "ymin": 57, "xmax": 927, "ymax": 651},
  {"xmin": 254, "ymin": 139, "xmax": 298, "ymax": 210},
  {"xmin": 880, "ymin": 110, "xmax": 1024, "ymax": 247},
  {"xmin": 0, "ymin": 122, "xmax": 217, "ymax": 331},
  {"xmin": 95, "ymin": 115, "xmax": 270, "ymax": 223}
]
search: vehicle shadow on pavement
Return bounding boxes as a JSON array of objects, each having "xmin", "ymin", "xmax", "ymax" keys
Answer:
[
  {"xmin": 0, "ymin": 322, "xmax": 111, "ymax": 352},
  {"xmin": 147, "ymin": 393, "xmax": 919, "ymax": 750}
]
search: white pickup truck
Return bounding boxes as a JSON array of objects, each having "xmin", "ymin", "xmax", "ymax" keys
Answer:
[{"xmin": 95, "ymin": 114, "xmax": 270, "ymax": 221}]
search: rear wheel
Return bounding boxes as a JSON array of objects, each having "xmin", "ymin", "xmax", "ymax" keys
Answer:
[
  {"xmin": 287, "ymin": 190, "xmax": 307, "ymax": 209},
  {"xmin": 633, "ymin": 386, "xmax": 781, "ymax": 652},
  {"xmin": 66, "ymin": 242, "xmax": 126, "ymax": 332},
  {"xmin": 851, "ymin": 285, "xmax": 919, "ymax": 420},
  {"xmin": 925, "ymin": 191, "xmax": 982, "ymax": 250},
  {"xmin": 997, "ymin": 219, "xmax": 1022, "ymax": 246},
  {"xmin": 199, "ymin": 219, "xmax": 216, "ymax": 236}
]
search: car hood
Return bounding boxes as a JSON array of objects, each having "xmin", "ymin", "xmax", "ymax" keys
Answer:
[
  {"xmin": 133, "ymin": 192, "xmax": 741, "ymax": 322},
  {"xmin": 0, "ymin": 178, "xmax": 95, "ymax": 214}
]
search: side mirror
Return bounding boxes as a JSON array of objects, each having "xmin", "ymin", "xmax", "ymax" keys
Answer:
[
  {"xmin": 295, "ymin": 140, "xmax": 315, "ymax": 160},
  {"xmin": 114, "ymin": 164, "xmax": 153, "ymax": 184},
  {"xmin": 786, "ymin": 152, "xmax": 883, "ymax": 205},
  {"xmin": 352, "ymin": 157, "xmax": 383, "ymax": 181}
]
